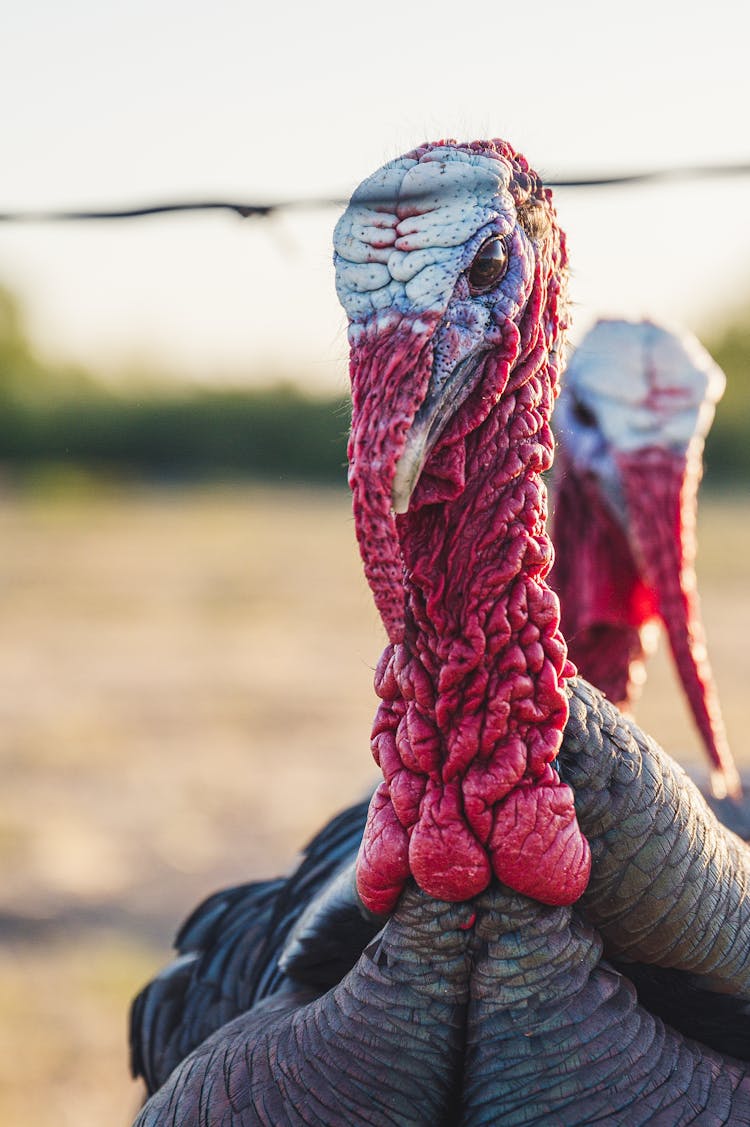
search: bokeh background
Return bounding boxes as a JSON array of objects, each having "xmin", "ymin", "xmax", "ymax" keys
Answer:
[{"xmin": 1, "ymin": 2, "xmax": 749, "ymax": 1123}]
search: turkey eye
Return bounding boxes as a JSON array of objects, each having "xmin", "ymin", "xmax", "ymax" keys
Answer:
[
  {"xmin": 571, "ymin": 397, "xmax": 597, "ymax": 428},
  {"xmin": 468, "ymin": 237, "xmax": 509, "ymax": 293}
]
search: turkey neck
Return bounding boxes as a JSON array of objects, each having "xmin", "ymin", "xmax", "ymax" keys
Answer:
[
  {"xmin": 551, "ymin": 448, "xmax": 650, "ymax": 707},
  {"xmin": 356, "ymin": 363, "xmax": 591, "ymax": 914}
]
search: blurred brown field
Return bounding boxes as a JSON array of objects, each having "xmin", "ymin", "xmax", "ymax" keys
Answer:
[{"xmin": 0, "ymin": 482, "xmax": 748, "ymax": 1126}]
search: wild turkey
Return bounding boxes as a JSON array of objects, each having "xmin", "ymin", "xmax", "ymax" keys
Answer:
[
  {"xmin": 132, "ymin": 316, "xmax": 748, "ymax": 1091},
  {"xmin": 132, "ymin": 139, "xmax": 750, "ymax": 1124},
  {"xmin": 552, "ymin": 316, "xmax": 740, "ymax": 800}
]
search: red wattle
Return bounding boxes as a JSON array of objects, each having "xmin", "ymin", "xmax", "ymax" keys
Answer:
[
  {"xmin": 348, "ymin": 320, "xmax": 438, "ymax": 644},
  {"xmin": 355, "ymin": 783, "xmax": 411, "ymax": 915},
  {"xmin": 408, "ymin": 780, "xmax": 491, "ymax": 902},
  {"xmin": 356, "ymin": 322, "xmax": 589, "ymax": 906},
  {"xmin": 617, "ymin": 447, "xmax": 738, "ymax": 794},
  {"xmin": 491, "ymin": 782, "xmax": 591, "ymax": 905},
  {"xmin": 551, "ymin": 451, "xmax": 657, "ymax": 707}
]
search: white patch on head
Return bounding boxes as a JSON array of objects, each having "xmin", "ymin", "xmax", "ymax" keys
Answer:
[
  {"xmin": 558, "ymin": 319, "xmax": 726, "ymax": 464},
  {"xmin": 333, "ymin": 147, "xmax": 516, "ymax": 327}
]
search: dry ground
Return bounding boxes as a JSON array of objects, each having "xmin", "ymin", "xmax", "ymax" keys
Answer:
[{"xmin": 0, "ymin": 482, "xmax": 748, "ymax": 1126}]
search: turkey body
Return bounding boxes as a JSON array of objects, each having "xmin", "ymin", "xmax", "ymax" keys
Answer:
[
  {"xmin": 131, "ymin": 140, "xmax": 750, "ymax": 1124},
  {"xmin": 134, "ymin": 880, "xmax": 750, "ymax": 1127},
  {"xmin": 132, "ymin": 679, "xmax": 750, "ymax": 1100},
  {"xmin": 133, "ymin": 328, "xmax": 750, "ymax": 1103}
]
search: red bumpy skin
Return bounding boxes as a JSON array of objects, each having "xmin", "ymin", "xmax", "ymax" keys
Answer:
[
  {"xmin": 339, "ymin": 139, "xmax": 591, "ymax": 913},
  {"xmin": 616, "ymin": 445, "xmax": 735, "ymax": 787},
  {"xmin": 553, "ymin": 437, "xmax": 737, "ymax": 797},
  {"xmin": 553, "ymin": 445, "xmax": 658, "ymax": 708}
]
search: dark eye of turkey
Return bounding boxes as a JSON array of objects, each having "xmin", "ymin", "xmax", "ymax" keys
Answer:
[
  {"xmin": 571, "ymin": 396, "xmax": 597, "ymax": 428},
  {"xmin": 468, "ymin": 236, "xmax": 509, "ymax": 294}
]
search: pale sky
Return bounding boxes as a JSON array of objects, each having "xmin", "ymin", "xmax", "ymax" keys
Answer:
[{"xmin": 1, "ymin": 0, "xmax": 749, "ymax": 391}]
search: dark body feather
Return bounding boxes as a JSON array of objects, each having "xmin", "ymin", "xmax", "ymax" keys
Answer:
[{"xmin": 130, "ymin": 798, "xmax": 373, "ymax": 1092}]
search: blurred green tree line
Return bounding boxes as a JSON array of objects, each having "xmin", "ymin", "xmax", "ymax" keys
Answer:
[
  {"xmin": 703, "ymin": 315, "xmax": 750, "ymax": 485},
  {"xmin": 0, "ymin": 284, "xmax": 747, "ymax": 486},
  {"xmin": 0, "ymin": 287, "xmax": 351, "ymax": 484}
]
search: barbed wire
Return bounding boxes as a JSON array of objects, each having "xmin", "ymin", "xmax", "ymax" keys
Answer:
[{"xmin": 0, "ymin": 162, "xmax": 748, "ymax": 224}]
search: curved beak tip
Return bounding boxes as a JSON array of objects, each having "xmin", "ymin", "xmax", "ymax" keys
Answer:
[
  {"xmin": 391, "ymin": 443, "xmax": 426, "ymax": 515},
  {"xmin": 387, "ymin": 421, "xmax": 430, "ymax": 513}
]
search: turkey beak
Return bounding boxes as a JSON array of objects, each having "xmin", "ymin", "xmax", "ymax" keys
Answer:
[
  {"xmin": 616, "ymin": 444, "xmax": 740, "ymax": 800},
  {"xmin": 391, "ymin": 426, "xmax": 430, "ymax": 516},
  {"xmin": 392, "ymin": 347, "xmax": 488, "ymax": 514}
]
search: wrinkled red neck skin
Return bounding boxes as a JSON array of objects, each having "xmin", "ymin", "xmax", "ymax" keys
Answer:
[
  {"xmin": 552, "ymin": 444, "xmax": 737, "ymax": 794},
  {"xmin": 351, "ymin": 321, "xmax": 591, "ymax": 914},
  {"xmin": 348, "ymin": 317, "xmax": 440, "ymax": 645},
  {"xmin": 551, "ymin": 449, "xmax": 658, "ymax": 707},
  {"xmin": 616, "ymin": 446, "xmax": 736, "ymax": 790}
]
